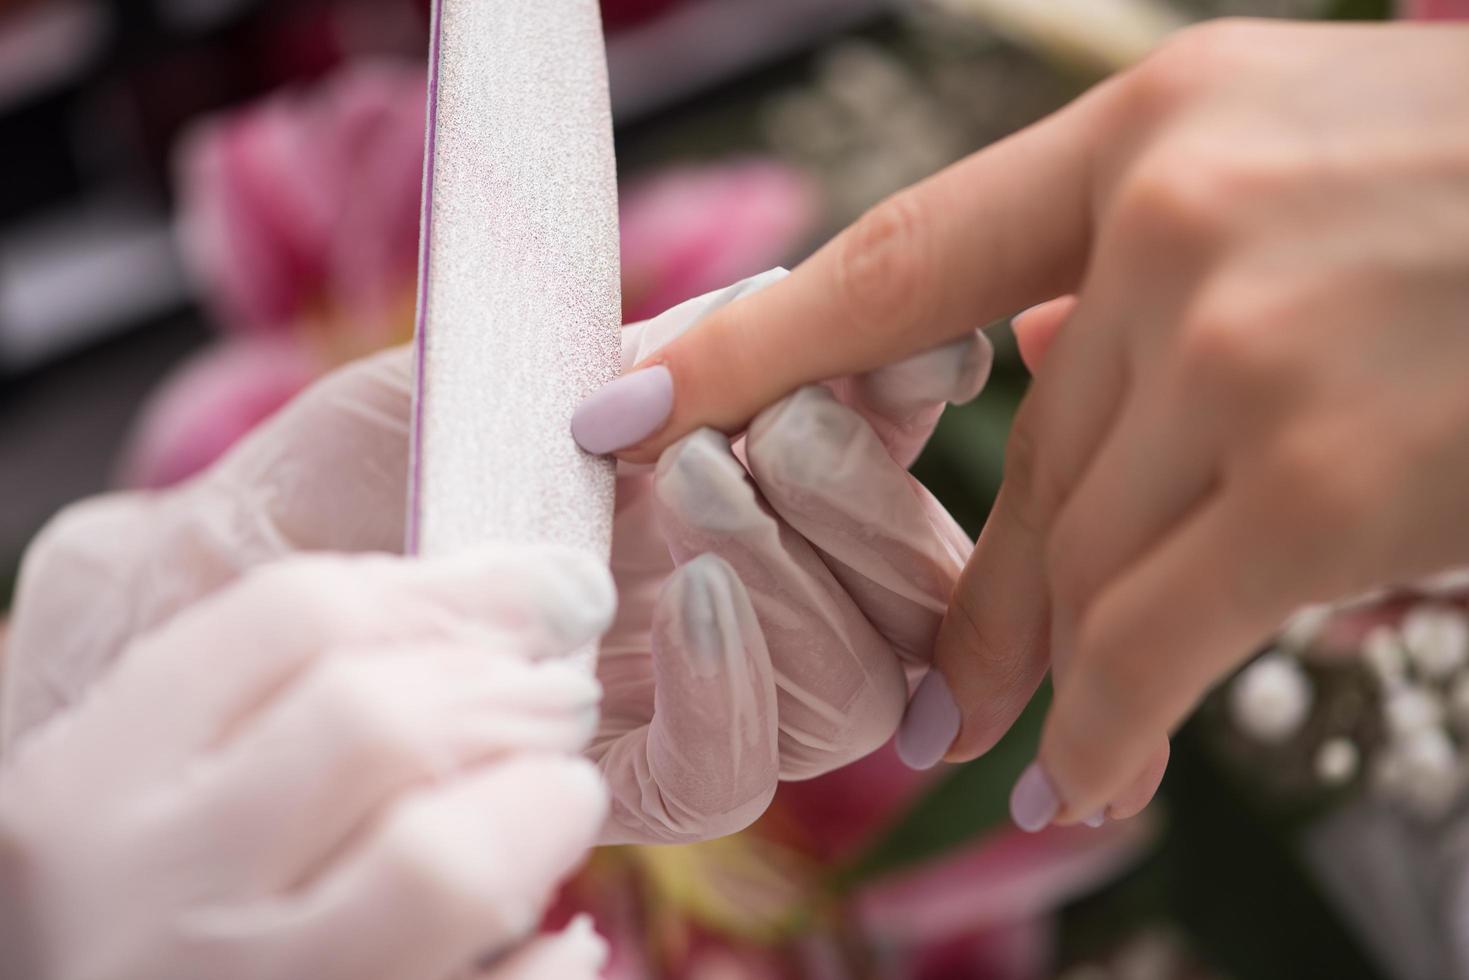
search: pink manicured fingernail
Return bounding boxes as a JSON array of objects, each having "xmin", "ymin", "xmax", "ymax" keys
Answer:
[
  {"xmin": 896, "ymin": 670, "xmax": 960, "ymax": 770},
  {"xmin": 1083, "ymin": 812, "xmax": 1105, "ymax": 828},
  {"xmin": 571, "ymin": 366, "xmax": 673, "ymax": 454},
  {"xmin": 1010, "ymin": 762, "xmax": 1061, "ymax": 832}
]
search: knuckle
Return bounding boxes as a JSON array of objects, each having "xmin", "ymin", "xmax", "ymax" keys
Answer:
[
  {"xmin": 836, "ymin": 192, "xmax": 935, "ymax": 340},
  {"xmin": 1176, "ymin": 307, "xmax": 1280, "ymax": 397},
  {"xmin": 1124, "ymin": 19, "xmax": 1258, "ymax": 120},
  {"xmin": 746, "ymin": 387, "xmax": 860, "ymax": 495},
  {"xmin": 1112, "ymin": 155, "xmax": 1235, "ymax": 254},
  {"xmin": 1264, "ymin": 438, "xmax": 1372, "ymax": 538}
]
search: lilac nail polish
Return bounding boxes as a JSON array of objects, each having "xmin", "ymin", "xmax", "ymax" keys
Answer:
[
  {"xmin": 1083, "ymin": 812, "xmax": 1105, "ymax": 829},
  {"xmin": 1010, "ymin": 762, "xmax": 1061, "ymax": 833},
  {"xmin": 571, "ymin": 366, "xmax": 674, "ymax": 455},
  {"xmin": 896, "ymin": 671, "xmax": 960, "ymax": 770}
]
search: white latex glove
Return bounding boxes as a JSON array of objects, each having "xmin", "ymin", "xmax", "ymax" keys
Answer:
[
  {"xmin": 0, "ymin": 548, "xmax": 613, "ymax": 980},
  {"xmin": 2, "ymin": 271, "xmax": 988, "ymax": 845},
  {"xmin": 590, "ymin": 270, "xmax": 988, "ymax": 842}
]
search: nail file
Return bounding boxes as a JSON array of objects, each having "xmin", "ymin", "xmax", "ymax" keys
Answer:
[{"xmin": 409, "ymin": 0, "xmax": 621, "ymax": 565}]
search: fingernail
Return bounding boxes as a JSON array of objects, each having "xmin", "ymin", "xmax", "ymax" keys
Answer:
[
  {"xmin": 571, "ymin": 365, "xmax": 674, "ymax": 454},
  {"xmin": 1010, "ymin": 762, "xmax": 1061, "ymax": 832},
  {"xmin": 896, "ymin": 670, "xmax": 960, "ymax": 770},
  {"xmin": 1083, "ymin": 811, "xmax": 1105, "ymax": 828},
  {"xmin": 678, "ymin": 555, "xmax": 736, "ymax": 676}
]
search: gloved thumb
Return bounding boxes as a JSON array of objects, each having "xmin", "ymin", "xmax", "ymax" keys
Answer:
[{"xmin": 592, "ymin": 555, "xmax": 779, "ymax": 844}]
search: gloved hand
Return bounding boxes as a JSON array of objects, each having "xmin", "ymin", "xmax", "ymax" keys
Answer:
[
  {"xmin": 3, "ymin": 271, "xmax": 989, "ymax": 844},
  {"xmin": 0, "ymin": 547, "xmax": 613, "ymax": 980},
  {"xmin": 587, "ymin": 270, "xmax": 988, "ymax": 842}
]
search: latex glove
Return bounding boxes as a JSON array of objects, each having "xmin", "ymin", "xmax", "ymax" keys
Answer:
[
  {"xmin": 3, "ymin": 272, "xmax": 988, "ymax": 845},
  {"xmin": 0, "ymin": 548, "xmax": 613, "ymax": 980},
  {"xmin": 584, "ymin": 270, "xmax": 989, "ymax": 842}
]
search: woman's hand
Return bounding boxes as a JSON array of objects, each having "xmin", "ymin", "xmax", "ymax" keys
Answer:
[
  {"xmin": 571, "ymin": 21, "xmax": 1469, "ymax": 826},
  {"xmin": 0, "ymin": 549, "xmax": 612, "ymax": 980}
]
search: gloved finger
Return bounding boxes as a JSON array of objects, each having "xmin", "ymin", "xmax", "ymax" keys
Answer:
[
  {"xmin": 594, "ymin": 554, "xmax": 778, "ymax": 844},
  {"xmin": 830, "ymin": 329, "xmax": 992, "ymax": 469},
  {"xmin": 39, "ymin": 547, "xmax": 613, "ymax": 794},
  {"xmin": 198, "ymin": 755, "xmax": 606, "ymax": 980},
  {"xmin": 187, "ymin": 647, "xmax": 600, "ymax": 895},
  {"xmin": 653, "ymin": 429, "xmax": 906, "ymax": 779},
  {"xmin": 746, "ymin": 386, "xmax": 969, "ymax": 670},
  {"xmin": 1, "ymin": 348, "xmax": 416, "ymax": 746},
  {"xmin": 471, "ymin": 916, "xmax": 607, "ymax": 980}
]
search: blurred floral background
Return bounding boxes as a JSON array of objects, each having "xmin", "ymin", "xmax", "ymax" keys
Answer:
[{"xmin": 3, "ymin": 0, "xmax": 1468, "ymax": 977}]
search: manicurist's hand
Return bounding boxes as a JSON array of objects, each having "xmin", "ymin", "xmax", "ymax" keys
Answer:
[
  {"xmin": 569, "ymin": 20, "xmax": 1469, "ymax": 828},
  {"xmin": 0, "ymin": 548, "xmax": 612, "ymax": 980}
]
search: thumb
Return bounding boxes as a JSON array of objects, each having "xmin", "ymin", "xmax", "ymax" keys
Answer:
[
  {"xmin": 1010, "ymin": 296, "xmax": 1077, "ymax": 375},
  {"xmin": 593, "ymin": 555, "xmax": 779, "ymax": 845}
]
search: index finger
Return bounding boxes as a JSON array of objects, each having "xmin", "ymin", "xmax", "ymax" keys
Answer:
[{"xmin": 572, "ymin": 96, "xmax": 1103, "ymax": 464}]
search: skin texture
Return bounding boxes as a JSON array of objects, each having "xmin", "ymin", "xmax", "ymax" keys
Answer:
[{"xmin": 581, "ymin": 20, "xmax": 1469, "ymax": 824}]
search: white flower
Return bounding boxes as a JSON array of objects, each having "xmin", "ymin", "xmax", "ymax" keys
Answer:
[
  {"xmin": 1401, "ymin": 604, "xmax": 1469, "ymax": 681},
  {"xmin": 1230, "ymin": 652, "xmax": 1313, "ymax": 743},
  {"xmin": 1384, "ymin": 685, "xmax": 1445, "ymax": 737},
  {"xmin": 1315, "ymin": 738, "xmax": 1360, "ymax": 786},
  {"xmin": 1362, "ymin": 626, "xmax": 1408, "ymax": 689},
  {"xmin": 1395, "ymin": 726, "xmax": 1463, "ymax": 817}
]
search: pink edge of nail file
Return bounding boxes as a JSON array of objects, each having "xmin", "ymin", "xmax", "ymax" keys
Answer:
[{"xmin": 409, "ymin": 1, "xmax": 621, "ymax": 582}]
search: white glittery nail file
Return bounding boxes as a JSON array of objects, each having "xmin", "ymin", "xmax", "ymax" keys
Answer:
[{"xmin": 410, "ymin": 0, "xmax": 621, "ymax": 562}]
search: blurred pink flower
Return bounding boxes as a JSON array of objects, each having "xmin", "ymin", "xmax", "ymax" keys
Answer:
[
  {"xmin": 853, "ymin": 820, "xmax": 1154, "ymax": 951},
  {"xmin": 175, "ymin": 61, "xmax": 426, "ymax": 352},
  {"xmin": 620, "ymin": 160, "xmax": 820, "ymax": 322},
  {"xmin": 118, "ymin": 339, "xmax": 318, "ymax": 489},
  {"xmin": 1405, "ymin": 0, "xmax": 1469, "ymax": 17},
  {"xmin": 601, "ymin": 0, "xmax": 688, "ymax": 30},
  {"xmin": 552, "ymin": 744, "xmax": 1154, "ymax": 980},
  {"xmin": 764, "ymin": 741, "xmax": 936, "ymax": 863}
]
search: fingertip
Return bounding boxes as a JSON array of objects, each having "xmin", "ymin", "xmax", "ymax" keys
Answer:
[
  {"xmin": 1009, "ymin": 296, "xmax": 1076, "ymax": 374},
  {"xmin": 1106, "ymin": 741, "xmax": 1170, "ymax": 820},
  {"xmin": 895, "ymin": 669, "xmax": 960, "ymax": 770},
  {"xmin": 570, "ymin": 364, "xmax": 674, "ymax": 457},
  {"xmin": 1010, "ymin": 761, "xmax": 1062, "ymax": 833}
]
